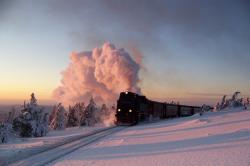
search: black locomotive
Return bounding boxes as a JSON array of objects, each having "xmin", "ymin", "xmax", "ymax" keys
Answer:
[{"xmin": 115, "ymin": 91, "xmax": 201, "ymax": 125}]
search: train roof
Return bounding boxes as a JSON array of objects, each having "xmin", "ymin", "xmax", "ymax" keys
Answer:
[
  {"xmin": 120, "ymin": 91, "xmax": 146, "ymax": 98},
  {"xmin": 119, "ymin": 91, "xmax": 147, "ymax": 101}
]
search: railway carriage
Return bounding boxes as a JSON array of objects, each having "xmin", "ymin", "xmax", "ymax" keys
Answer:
[
  {"xmin": 178, "ymin": 105, "xmax": 194, "ymax": 117},
  {"xmin": 193, "ymin": 107, "xmax": 202, "ymax": 114},
  {"xmin": 166, "ymin": 104, "xmax": 179, "ymax": 118}
]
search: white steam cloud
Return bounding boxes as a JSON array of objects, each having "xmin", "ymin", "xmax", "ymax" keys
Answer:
[{"xmin": 53, "ymin": 42, "xmax": 141, "ymax": 106}]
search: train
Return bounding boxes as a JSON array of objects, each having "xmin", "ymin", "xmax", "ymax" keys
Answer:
[{"xmin": 115, "ymin": 91, "xmax": 202, "ymax": 125}]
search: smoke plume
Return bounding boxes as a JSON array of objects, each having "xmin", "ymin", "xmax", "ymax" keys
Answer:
[{"xmin": 53, "ymin": 42, "xmax": 141, "ymax": 106}]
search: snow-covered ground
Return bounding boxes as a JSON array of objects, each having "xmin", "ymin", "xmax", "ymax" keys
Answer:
[
  {"xmin": 0, "ymin": 125, "xmax": 110, "ymax": 165},
  {"xmin": 48, "ymin": 108, "xmax": 250, "ymax": 166}
]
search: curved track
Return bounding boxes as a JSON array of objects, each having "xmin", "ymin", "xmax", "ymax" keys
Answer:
[{"xmin": 9, "ymin": 126, "xmax": 126, "ymax": 166}]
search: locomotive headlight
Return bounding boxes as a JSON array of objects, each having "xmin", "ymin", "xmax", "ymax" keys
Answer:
[
  {"xmin": 129, "ymin": 109, "xmax": 132, "ymax": 113},
  {"xmin": 118, "ymin": 109, "xmax": 121, "ymax": 112}
]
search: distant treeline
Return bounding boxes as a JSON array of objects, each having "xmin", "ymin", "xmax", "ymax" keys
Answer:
[{"xmin": 0, "ymin": 105, "xmax": 53, "ymax": 123}]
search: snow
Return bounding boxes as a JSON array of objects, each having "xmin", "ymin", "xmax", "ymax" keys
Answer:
[
  {"xmin": 0, "ymin": 125, "xmax": 110, "ymax": 165},
  {"xmin": 48, "ymin": 108, "xmax": 250, "ymax": 166}
]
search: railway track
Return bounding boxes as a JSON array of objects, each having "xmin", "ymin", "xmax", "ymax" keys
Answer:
[{"xmin": 9, "ymin": 126, "xmax": 126, "ymax": 166}]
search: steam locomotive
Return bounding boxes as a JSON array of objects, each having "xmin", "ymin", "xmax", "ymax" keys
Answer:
[{"xmin": 115, "ymin": 91, "xmax": 202, "ymax": 125}]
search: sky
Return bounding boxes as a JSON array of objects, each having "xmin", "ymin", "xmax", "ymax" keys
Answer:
[{"xmin": 0, "ymin": 0, "xmax": 249, "ymax": 106}]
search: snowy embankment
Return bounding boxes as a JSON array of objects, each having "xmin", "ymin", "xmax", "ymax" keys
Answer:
[
  {"xmin": 0, "ymin": 125, "xmax": 110, "ymax": 165},
  {"xmin": 49, "ymin": 108, "xmax": 250, "ymax": 166}
]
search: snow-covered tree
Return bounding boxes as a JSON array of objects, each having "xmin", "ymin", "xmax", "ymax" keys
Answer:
[
  {"xmin": 77, "ymin": 103, "xmax": 86, "ymax": 126},
  {"xmin": 12, "ymin": 93, "xmax": 49, "ymax": 137},
  {"xmin": 213, "ymin": 102, "xmax": 220, "ymax": 112},
  {"xmin": 94, "ymin": 105, "xmax": 102, "ymax": 124},
  {"xmin": 243, "ymin": 97, "xmax": 249, "ymax": 110},
  {"xmin": 85, "ymin": 98, "xmax": 98, "ymax": 126},
  {"xmin": 50, "ymin": 103, "xmax": 66, "ymax": 130},
  {"xmin": 246, "ymin": 97, "xmax": 250, "ymax": 107},
  {"xmin": 0, "ymin": 123, "xmax": 9, "ymax": 143},
  {"xmin": 219, "ymin": 95, "xmax": 227, "ymax": 110},
  {"xmin": 232, "ymin": 92, "xmax": 240, "ymax": 101},
  {"xmin": 35, "ymin": 112, "xmax": 49, "ymax": 137},
  {"xmin": 217, "ymin": 92, "xmax": 244, "ymax": 111},
  {"xmin": 230, "ymin": 91, "xmax": 243, "ymax": 107},
  {"xmin": 66, "ymin": 105, "xmax": 79, "ymax": 127},
  {"xmin": 66, "ymin": 102, "xmax": 86, "ymax": 127},
  {"xmin": 30, "ymin": 93, "xmax": 37, "ymax": 106},
  {"xmin": 49, "ymin": 105, "xmax": 57, "ymax": 124}
]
